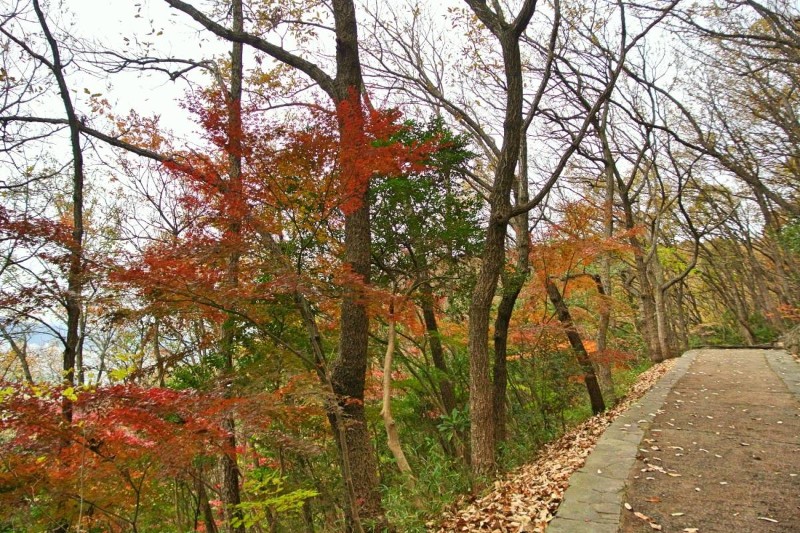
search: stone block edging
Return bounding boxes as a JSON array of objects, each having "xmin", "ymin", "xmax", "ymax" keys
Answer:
[
  {"xmin": 765, "ymin": 349, "xmax": 800, "ymax": 399},
  {"xmin": 547, "ymin": 350, "xmax": 701, "ymax": 533}
]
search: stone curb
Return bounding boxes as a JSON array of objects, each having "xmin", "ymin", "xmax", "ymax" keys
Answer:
[
  {"xmin": 765, "ymin": 349, "xmax": 800, "ymax": 399},
  {"xmin": 547, "ymin": 350, "xmax": 701, "ymax": 533}
]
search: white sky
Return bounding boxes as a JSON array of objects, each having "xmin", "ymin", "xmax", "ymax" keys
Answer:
[{"xmin": 64, "ymin": 0, "xmax": 230, "ymax": 138}]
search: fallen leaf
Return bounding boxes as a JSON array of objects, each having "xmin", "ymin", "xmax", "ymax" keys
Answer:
[
  {"xmin": 671, "ymin": 512, "xmax": 685, "ymax": 516},
  {"xmin": 645, "ymin": 497, "xmax": 662, "ymax": 503},
  {"xmin": 431, "ymin": 362, "xmax": 678, "ymax": 532},
  {"xmin": 758, "ymin": 517, "xmax": 778, "ymax": 523},
  {"xmin": 624, "ymin": 502, "xmax": 633, "ymax": 511},
  {"xmin": 634, "ymin": 511, "xmax": 651, "ymax": 521},
  {"xmin": 650, "ymin": 523, "xmax": 662, "ymax": 531}
]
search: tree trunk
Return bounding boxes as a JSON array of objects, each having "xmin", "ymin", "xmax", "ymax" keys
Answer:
[
  {"xmin": 590, "ymin": 275, "xmax": 615, "ymax": 404},
  {"xmin": 492, "ymin": 140, "xmax": 531, "ymax": 448},
  {"xmin": 468, "ymin": 223, "xmax": 503, "ymax": 476},
  {"xmin": 674, "ymin": 283, "xmax": 690, "ymax": 352},
  {"xmin": 492, "ymin": 283, "xmax": 519, "ymax": 448},
  {"xmin": 32, "ymin": 0, "xmax": 84, "ymax": 422},
  {"xmin": 596, "ymin": 106, "xmax": 616, "ymax": 402},
  {"xmin": 0, "ymin": 327, "xmax": 34, "ymax": 384},
  {"xmin": 330, "ymin": 199, "xmax": 386, "ymax": 531},
  {"xmin": 419, "ymin": 281, "xmax": 457, "ymax": 417},
  {"xmin": 153, "ymin": 318, "xmax": 166, "ymax": 387},
  {"xmin": 195, "ymin": 469, "xmax": 219, "ymax": 533},
  {"xmin": 77, "ymin": 310, "xmax": 86, "ymax": 385},
  {"xmin": 640, "ymin": 279, "xmax": 663, "ymax": 362},
  {"xmin": 221, "ymin": 4, "xmax": 245, "ymax": 529},
  {"xmin": 327, "ymin": 2, "xmax": 388, "ymax": 528},
  {"xmin": 651, "ymin": 258, "xmax": 674, "ymax": 359},
  {"xmin": 545, "ymin": 278, "xmax": 605, "ymax": 415},
  {"xmin": 628, "ymin": 222, "xmax": 662, "ymax": 362},
  {"xmin": 464, "ymin": 7, "xmax": 534, "ymax": 478},
  {"xmin": 381, "ymin": 303, "xmax": 414, "ymax": 479}
]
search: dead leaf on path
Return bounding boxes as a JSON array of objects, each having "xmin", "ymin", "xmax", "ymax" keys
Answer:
[
  {"xmin": 758, "ymin": 517, "xmax": 778, "ymax": 523},
  {"xmin": 624, "ymin": 502, "xmax": 633, "ymax": 511},
  {"xmin": 634, "ymin": 511, "xmax": 651, "ymax": 522},
  {"xmin": 683, "ymin": 529, "xmax": 699, "ymax": 533},
  {"xmin": 650, "ymin": 523, "xmax": 662, "ymax": 531},
  {"xmin": 671, "ymin": 512, "xmax": 685, "ymax": 516},
  {"xmin": 645, "ymin": 497, "xmax": 662, "ymax": 503}
]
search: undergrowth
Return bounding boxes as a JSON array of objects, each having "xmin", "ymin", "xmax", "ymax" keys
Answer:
[{"xmin": 380, "ymin": 354, "xmax": 655, "ymax": 531}]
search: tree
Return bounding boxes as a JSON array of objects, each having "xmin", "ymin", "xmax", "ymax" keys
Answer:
[{"xmin": 0, "ymin": 0, "xmax": 87, "ymax": 422}]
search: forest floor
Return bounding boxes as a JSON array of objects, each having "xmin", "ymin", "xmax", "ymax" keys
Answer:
[{"xmin": 434, "ymin": 349, "xmax": 800, "ymax": 533}]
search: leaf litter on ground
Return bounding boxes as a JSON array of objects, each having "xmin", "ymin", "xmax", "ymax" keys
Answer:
[{"xmin": 430, "ymin": 360, "xmax": 677, "ymax": 532}]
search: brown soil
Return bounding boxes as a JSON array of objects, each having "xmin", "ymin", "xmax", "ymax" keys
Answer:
[{"xmin": 619, "ymin": 350, "xmax": 800, "ymax": 533}]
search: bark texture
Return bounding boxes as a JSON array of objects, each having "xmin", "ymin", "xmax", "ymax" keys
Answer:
[
  {"xmin": 328, "ymin": 2, "xmax": 388, "ymax": 527},
  {"xmin": 220, "ymin": 3, "xmax": 245, "ymax": 529},
  {"xmin": 545, "ymin": 278, "xmax": 605, "ymax": 415},
  {"xmin": 32, "ymin": 0, "xmax": 84, "ymax": 422},
  {"xmin": 381, "ymin": 307, "xmax": 414, "ymax": 478},
  {"xmin": 463, "ymin": 0, "xmax": 537, "ymax": 477}
]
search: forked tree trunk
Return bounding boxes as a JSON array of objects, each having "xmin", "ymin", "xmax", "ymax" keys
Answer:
[
  {"xmin": 493, "ymin": 142, "xmax": 531, "ymax": 448},
  {"xmin": 651, "ymin": 258, "xmax": 674, "ymax": 359},
  {"xmin": 465, "ymin": 1, "xmax": 536, "ymax": 477}
]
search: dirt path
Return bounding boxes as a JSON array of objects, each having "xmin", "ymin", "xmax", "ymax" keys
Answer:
[{"xmin": 617, "ymin": 349, "xmax": 800, "ymax": 533}]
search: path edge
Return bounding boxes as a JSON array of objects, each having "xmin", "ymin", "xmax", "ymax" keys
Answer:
[
  {"xmin": 765, "ymin": 349, "xmax": 800, "ymax": 399},
  {"xmin": 546, "ymin": 350, "xmax": 701, "ymax": 533}
]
